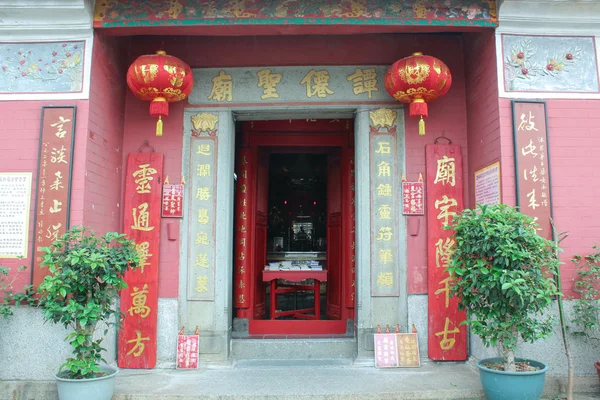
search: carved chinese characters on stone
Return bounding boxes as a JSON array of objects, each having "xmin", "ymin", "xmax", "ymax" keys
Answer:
[
  {"xmin": 191, "ymin": 66, "xmax": 393, "ymax": 105},
  {"xmin": 208, "ymin": 70, "xmax": 232, "ymax": 102},
  {"xmin": 189, "ymin": 135, "xmax": 217, "ymax": 301},
  {"xmin": 370, "ymin": 110, "xmax": 400, "ymax": 296},
  {"xmin": 347, "ymin": 68, "xmax": 378, "ymax": 98},
  {"xmin": 257, "ymin": 69, "xmax": 282, "ymax": 99}
]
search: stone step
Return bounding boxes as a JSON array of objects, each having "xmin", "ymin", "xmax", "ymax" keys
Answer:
[
  {"xmin": 234, "ymin": 358, "xmax": 354, "ymax": 368},
  {"xmin": 3, "ymin": 364, "xmax": 599, "ymax": 400},
  {"xmin": 231, "ymin": 337, "xmax": 357, "ymax": 361}
]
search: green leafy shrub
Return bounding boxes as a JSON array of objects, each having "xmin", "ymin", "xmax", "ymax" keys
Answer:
[
  {"xmin": 38, "ymin": 227, "xmax": 140, "ymax": 379},
  {"xmin": 571, "ymin": 245, "xmax": 600, "ymax": 338},
  {"xmin": 1, "ymin": 265, "xmax": 36, "ymax": 317},
  {"xmin": 446, "ymin": 204, "xmax": 559, "ymax": 372}
]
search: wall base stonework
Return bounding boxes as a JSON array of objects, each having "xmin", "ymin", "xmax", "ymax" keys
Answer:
[
  {"xmin": 156, "ymin": 298, "xmax": 179, "ymax": 368},
  {"xmin": 0, "ymin": 306, "xmax": 116, "ymax": 380}
]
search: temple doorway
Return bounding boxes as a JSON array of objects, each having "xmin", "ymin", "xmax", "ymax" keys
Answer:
[{"xmin": 233, "ymin": 119, "xmax": 355, "ymax": 335}]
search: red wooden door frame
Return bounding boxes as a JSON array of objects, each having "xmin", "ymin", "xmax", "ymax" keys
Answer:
[{"xmin": 238, "ymin": 120, "xmax": 355, "ymax": 335}]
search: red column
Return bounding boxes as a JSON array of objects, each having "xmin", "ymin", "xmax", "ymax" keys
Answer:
[{"xmin": 234, "ymin": 148, "xmax": 252, "ymax": 318}]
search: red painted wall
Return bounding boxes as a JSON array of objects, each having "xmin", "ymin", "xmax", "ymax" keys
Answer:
[
  {"xmin": 0, "ymin": 99, "xmax": 89, "ymax": 290},
  {"xmin": 123, "ymin": 33, "xmax": 471, "ymax": 297},
  {"xmin": 83, "ymin": 32, "xmax": 128, "ymax": 233},
  {"xmin": 463, "ymin": 31, "xmax": 501, "ymax": 206},
  {"xmin": 499, "ymin": 98, "xmax": 600, "ymax": 296},
  {"xmin": 0, "ymin": 32, "xmax": 127, "ymax": 290}
]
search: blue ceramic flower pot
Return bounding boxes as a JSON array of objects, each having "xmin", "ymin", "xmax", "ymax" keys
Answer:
[
  {"xmin": 476, "ymin": 357, "xmax": 548, "ymax": 400},
  {"xmin": 56, "ymin": 365, "xmax": 118, "ymax": 400}
]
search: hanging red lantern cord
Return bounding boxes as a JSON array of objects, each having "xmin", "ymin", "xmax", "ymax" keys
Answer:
[
  {"xmin": 384, "ymin": 52, "xmax": 452, "ymax": 136},
  {"xmin": 126, "ymin": 50, "xmax": 194, "ymax": 136}
]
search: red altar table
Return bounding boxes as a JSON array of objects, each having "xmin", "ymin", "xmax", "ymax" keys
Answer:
[{"xmin": 262, "ymin": 270, "xmax": 328, "ymax": 320}]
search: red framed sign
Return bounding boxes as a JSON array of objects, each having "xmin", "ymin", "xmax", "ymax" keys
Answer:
[
  {"xmin": 32, "ymin": 106, "xmax": 76, "ymax": 287},
  {"xmin": 512, "ymin": 101, "xmax": 553, "ymax": 240},
  {"xmin": 425, "ymin": 144, "xmax": 467, "ymax": 361},
  {"xmin": 176, "ymin": 327, "xmax": 200, "ymax": 369},
  {"xmin": 402, "ymin": 174, "xmax": 424, "ymax": 215},
  {"xmin": 118, "ymin": 152, "xmax": 163, "ymax": 369},
  {"xmin": 161, "ymin": 184, "xmax": 184, "ymax": 218},
  {"xmin": 374, "ymin": 333, "xmax": 420, "ymax": 368}
]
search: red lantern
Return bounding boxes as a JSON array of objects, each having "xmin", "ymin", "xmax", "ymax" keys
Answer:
[
  {"xmin": 126, "ymin": 50, "xmax": 194, "ymax": 136},
  {"xmin": 384, "ymin": 52, "xmax": 452, "ymax": 136}
]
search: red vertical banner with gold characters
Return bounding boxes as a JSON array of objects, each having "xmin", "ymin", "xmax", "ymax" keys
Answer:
[
  {"xmin": 344, "ymin": 152, "xmax": 356, "ymax": 312},
  {"xmin": 32, "ymin": 106, "xmax": 76, "ymax": 288},
  {"xmin": 118, "ymin": 152, "xmax": 163, "ymax": 369},
  {"xmin": 512, "ymin": 101, "xmax": 553, "ymax": 240},
  {"xmin": 234, "ymin": 147, "xmax": 251, "ymax": 317},
  {"xmin": 426, "ymin": 144, "xmax": 467, "ymax": 361}
]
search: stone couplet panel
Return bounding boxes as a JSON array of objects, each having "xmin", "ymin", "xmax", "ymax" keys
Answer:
[
  {"xmin": 188, "ymin": 113, "xmax": 219, "ymax": 301},
  {"xmin": 369, "ymin": 109, "xmax": 401, "ymax": 297}
]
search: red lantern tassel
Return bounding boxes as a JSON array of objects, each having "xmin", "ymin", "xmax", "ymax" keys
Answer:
[
  {"xmin": 409, "ymin": 99, "xmax": 428, "ymax": 118},
  {"xmin": 150, "ymin": 97, "xmax": 169, "ymax": 137},
  {"xmin": 410, "ymin": 99, "xmax": 428, "ymax": 136}
]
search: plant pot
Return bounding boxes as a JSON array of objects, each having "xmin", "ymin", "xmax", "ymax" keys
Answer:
[
  {"xmin": 594, "ymin": 361, "xmax": 600, "ymax": 385},
  {"xmin": 476, "ymin": 357, "xmax": 548, "ymax": 400},
  {"xmin": 56, "ymin": 365, "xmax": 118, "ymax": 400}
]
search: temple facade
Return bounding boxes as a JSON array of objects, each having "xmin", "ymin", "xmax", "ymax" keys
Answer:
[{"xmin": 1, "ymin": 0, "xmax": 599, "ymax": 380}]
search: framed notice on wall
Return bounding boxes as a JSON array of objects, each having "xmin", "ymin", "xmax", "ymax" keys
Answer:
[
  {"xmin": 0, "ymin": 172, "xmax": 32, "ymax": 258},
  {"xmin": 512, "ymin": 100, "xmax": 553, "ymax": 240},
  {"xmin": 474, "ymin": 162, "xmax": 501, "ymax": 205}
]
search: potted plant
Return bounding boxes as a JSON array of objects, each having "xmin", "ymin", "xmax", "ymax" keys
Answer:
[
  {"xmin": 571, "ymin": 245, "xmax": 600, "ymax": 382},
  {"xmin": 38, "ymin": 226, "xmax": 140, "ymax": 400},
  {"xmin": 446, "ymin": 204, "xmax": 559, "ymax": 400}
]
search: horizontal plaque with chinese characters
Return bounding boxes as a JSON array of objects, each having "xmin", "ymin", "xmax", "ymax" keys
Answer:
[
  {"xmin": 189, "ymin": 66, "xmax": 392, "ymax": 105},
  {"xmin": 188, "ymin": 136, "xmax": 218, "ymax": 301},
  {"xmin": 0, "ymin": 172, "xmax": 32, "ymax": 258},
  {"xmin": 32, "ymin": 106, "xmax": 76, "ymax": 287},
  {"xmin": 118, "ymin": 152, "xmax": 163, "ymax": 369},
  {"xmin": 162, "ymin": 184, "xmax": 184, "ymax": 218},
  {"xmin": 512, "ymin": 101, "xmax": 553, "ymax": 240}
]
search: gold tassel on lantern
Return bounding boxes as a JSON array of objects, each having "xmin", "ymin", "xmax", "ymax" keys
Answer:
[
  {"xmin": 156, "ymin": 116, "xmax": 163, "ymax": 137},
  {"xmin": 150, "ymin": 97, "xmax": 169, "ymax": 137},
  {"xmin": 419, "ymin": 116, "xmax": 426, "ymax": 136}
]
